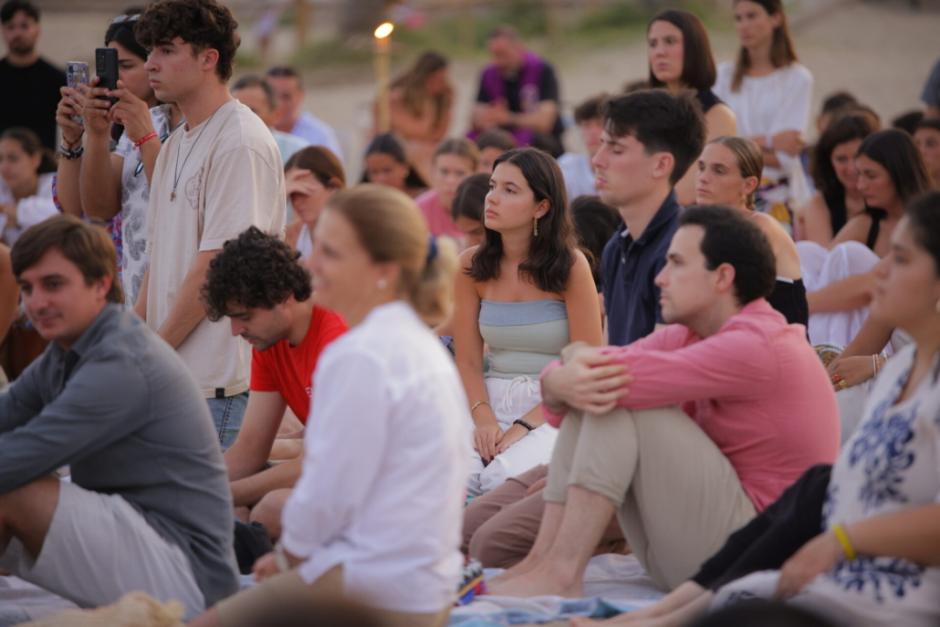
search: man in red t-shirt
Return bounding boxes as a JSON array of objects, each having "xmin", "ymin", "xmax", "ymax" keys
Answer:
[{"xmin": 203, "ymin": 227, "xmax": 346, "ymax": 538}]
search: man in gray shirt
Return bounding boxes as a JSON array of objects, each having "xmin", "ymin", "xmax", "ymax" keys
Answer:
[{"xmin": 0, "ymin": 215, "xmax": 238, "ymax": 617}]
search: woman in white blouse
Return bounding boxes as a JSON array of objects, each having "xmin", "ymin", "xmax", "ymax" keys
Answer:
[
  {"xmin": 714, "ymin": 0, "xmax": 813, "ymax": 234},
  {"xmin": 0, "ymin": 127, "xmax": 57, "ymax": 246},
  {"xmin": 193, "ymin": 184, "xmax": 471, "ymax": 627}
]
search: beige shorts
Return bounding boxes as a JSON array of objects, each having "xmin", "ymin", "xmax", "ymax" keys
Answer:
[{"xmin": 0, "ymin": 480, "xmax": 205, "ymax": 618}]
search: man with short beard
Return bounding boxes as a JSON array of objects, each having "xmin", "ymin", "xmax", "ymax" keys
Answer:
[{"xmin": 0, "ymin": 1, "xmax": 64, "ymax": 150}]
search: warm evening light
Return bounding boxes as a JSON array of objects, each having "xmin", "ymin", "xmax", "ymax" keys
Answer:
[{"xmin": 374, "ymin": 21, "xmax": 394, "ymax": 40}]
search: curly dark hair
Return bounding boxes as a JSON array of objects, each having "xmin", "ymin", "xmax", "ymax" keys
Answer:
[
  {"xmin": 202, "ymin": 227, "xmax": 312, "ymax": 321},
  {"xmin": 135, "ymin": 0, "xmax": 240, "ymax": 81},
  {"xmin": 467, "ymin": 148, "xmax": 575, "ymax": 294}
]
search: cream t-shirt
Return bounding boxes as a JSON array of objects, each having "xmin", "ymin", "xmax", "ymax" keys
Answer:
[{"xmin": 146, "ymin": 99, "xmax": 286, "ymax": 397}]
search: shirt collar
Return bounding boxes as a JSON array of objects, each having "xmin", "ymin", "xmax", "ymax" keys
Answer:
[
  {"xmin": 620, "ymin": 191, "xmax": 680, "ymax": 247},
  {"xmin": 56, "ymin": 303, "xmax": 122, "ymax": 361}
]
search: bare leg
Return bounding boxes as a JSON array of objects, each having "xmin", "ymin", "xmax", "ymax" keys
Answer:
[
  {"xmin": 0, "ymin": 476, "xmax": 60, "ymax": 558},
  {"xmin": 488, "ymin": 499, "xmax": 564, "ymax": 583},
  {"xmin": 487, "ymin": 485, "xmax": 615, "ymax": 597}
]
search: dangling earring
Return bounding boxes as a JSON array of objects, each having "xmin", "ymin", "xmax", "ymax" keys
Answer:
[
  {"xmin": 377, "ymin": 278, "xmax": 388, "ymax": 290},
  {"xmin": 533, "ymin": 217, "xmax": 539, "ymax": 238}
]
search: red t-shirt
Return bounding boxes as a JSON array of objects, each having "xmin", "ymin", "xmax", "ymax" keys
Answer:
[{"xmin": 249, "ymin": 306, "xmax": 347, "ymax": 423}]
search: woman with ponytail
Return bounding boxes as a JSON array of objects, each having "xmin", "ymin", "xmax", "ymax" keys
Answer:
[{"xmin": 193, "ymin": 184, "xmax": 469, "ymax": 627}]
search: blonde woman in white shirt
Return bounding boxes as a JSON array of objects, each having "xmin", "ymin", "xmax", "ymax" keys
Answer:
[
  {"xmin": 714, "ymin": 0, "xmax": 813, "ymax": 234},
  {"xmin": 193, "ymin": 184, "xmax": 470, "ymax": 627}
]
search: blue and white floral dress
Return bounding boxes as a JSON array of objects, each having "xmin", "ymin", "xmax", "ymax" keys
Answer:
[{"xmin": 712, "ymin": 343, "xmax": 940, "ymax": 626}]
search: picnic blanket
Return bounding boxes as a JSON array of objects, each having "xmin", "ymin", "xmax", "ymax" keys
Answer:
[{"xmin": 449, "ymin": 554, "xmax": 665, "ymax": 626}]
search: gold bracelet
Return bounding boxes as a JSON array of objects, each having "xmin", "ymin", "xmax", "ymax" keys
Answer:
[
  {"xmin": 470, "ymin": 400, "xmax": 491, "ymax": 415},
  {"xmin": 832, "ymin": 523, "xmax": 857, "ymax": 561}
]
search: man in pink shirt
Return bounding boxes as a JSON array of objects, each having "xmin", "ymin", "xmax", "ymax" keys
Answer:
[{"xmin": 488, "ymin": 206, "xmax": 839, "ymax": 597}]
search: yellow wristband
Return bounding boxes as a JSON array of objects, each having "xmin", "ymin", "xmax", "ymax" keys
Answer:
[{"xmin": 832, "ymin": 523, "xmax": 856, "ymax": 561}]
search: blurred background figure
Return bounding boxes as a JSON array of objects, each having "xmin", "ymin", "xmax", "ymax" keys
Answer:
[{"xmin": 378, "ymin": 50, "xmax": 454, "ymax": 185}]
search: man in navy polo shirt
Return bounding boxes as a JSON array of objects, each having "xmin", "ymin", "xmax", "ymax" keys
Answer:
[
  {"xmin": 461, "ymin": 90, "xmax": 706, "ymax": 569},
  {"xmin": 595, "ymin": 90, "xmax": 705, "ymax": 346}
]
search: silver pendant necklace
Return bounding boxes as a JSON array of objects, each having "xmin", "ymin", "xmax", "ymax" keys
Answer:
[{"xmin": 170, "ymin": 107, "xmax": 221, "ymax": 202}]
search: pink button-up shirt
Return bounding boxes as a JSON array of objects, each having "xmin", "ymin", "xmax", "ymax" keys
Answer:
[
  {"xmin": 416, "ymin": 189, "xmax": 463, "ymax": 242},
  {"xmin": 542, "ymin": 299, "xmax": 839, "ymax": 511}
]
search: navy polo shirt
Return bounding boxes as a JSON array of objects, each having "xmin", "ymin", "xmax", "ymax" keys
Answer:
[{"xmin": 601, "ymin": 193, "xmax": 681, "ymax": 346}]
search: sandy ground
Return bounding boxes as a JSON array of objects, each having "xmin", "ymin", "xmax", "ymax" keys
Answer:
[{"xmin": 11, "ymin": 1, "xmax": 940, "ymax": 177}]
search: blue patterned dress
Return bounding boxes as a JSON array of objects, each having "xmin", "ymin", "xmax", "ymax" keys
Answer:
[{"xmin": 712, "ymin": 343, "xmax": 940, "ymax": 626}]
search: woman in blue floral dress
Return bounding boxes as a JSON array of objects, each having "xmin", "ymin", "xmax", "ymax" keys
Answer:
[{"xmin": 710, "ymin": 190, "xmax": 940, "ymax": 625}]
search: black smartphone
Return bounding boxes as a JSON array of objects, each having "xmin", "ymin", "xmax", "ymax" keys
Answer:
[{"xmin": 95, "ymin": 47, "xmax": 118, "ymax": 105}]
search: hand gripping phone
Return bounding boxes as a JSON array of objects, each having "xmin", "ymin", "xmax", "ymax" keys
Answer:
[
  {"xmin": 95, "ymin": 47, "xmax": 119, "ymax": 105},
  {"xmin": 65, "ymin": 61, "xmax": 89, "ymax": 122}
]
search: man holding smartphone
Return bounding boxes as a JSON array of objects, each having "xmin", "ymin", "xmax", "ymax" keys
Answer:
[{"xmin": 133, "ymin": 0, "xmax": 285, "ymax": 448}]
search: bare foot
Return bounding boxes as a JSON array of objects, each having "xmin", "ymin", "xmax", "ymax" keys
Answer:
[
  {"xmin": 488, "ymin": 552, "xmax": 544, "ymax": 585},
  {"xmin": 486, "ymin": 563, "xmax": 584, "ymax": 598}
]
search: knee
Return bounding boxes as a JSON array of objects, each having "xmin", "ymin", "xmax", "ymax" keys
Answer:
[
  {"xmin": 468, "ymin": 516, "xmax": 529, "ymax": 569},
  {"xmin": 463, "ymin": 496, "xmax": 496, "ymax": 547},
  {"xmin": 249, "ymin": 494, "xmax": 285, "ymax": 540}
]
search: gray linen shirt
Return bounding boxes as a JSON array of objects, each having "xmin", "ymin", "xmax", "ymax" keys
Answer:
[{"xmin": 0, "ymin": 304, "xmax": 238, "ymax": 606}]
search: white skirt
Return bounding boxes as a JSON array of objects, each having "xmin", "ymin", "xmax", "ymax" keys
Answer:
[{"xmin": 798, "ymin": 240, "xmax": 880, "ymax": 348}]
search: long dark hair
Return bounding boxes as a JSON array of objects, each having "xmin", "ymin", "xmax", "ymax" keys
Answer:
[
  {"xmin": 904, "ymin": 191, "xmax": 940, "ymax": 382},
  {"xmin": 467, "ymin": 148, "xmax": 574, "ymax": 294},
  {"xmin": 360, "ymin": 132, "xmax": 428, "ymax": 189},
  {"xmin": 731, "ymin": 0, "xmax": 798, "ymax": 92},
  {"xmin": 647, "ymin": 9, "xmax": 717, "ymax": 91},
  {"xmin": 811, "ymin": 113, "xmax": 878, "ymax": 230},
  {"xmin": 857, "ymin": 129, "xmax": 931, "ymax": 208},
  {"xmin": 0, "ymin": 127, "xmax": 56, "ymax": 174}
]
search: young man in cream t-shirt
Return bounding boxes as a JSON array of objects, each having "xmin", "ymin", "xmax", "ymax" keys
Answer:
[{"xmin": 133, "ymin": 0, "xmax": 286, "ymax": 448}]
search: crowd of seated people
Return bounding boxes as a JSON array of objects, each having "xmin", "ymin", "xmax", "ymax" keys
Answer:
[{"xmin": 1, "ymin": 0, "xmax": 939, "ymax": 625}]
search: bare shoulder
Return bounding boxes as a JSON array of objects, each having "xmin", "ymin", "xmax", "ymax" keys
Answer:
[
  {"xmin": 563, "ymin": 248, "xmax": 596, "ymax": 292},
  {"xmin": 458, "ymin": 245, "xmax": 479, "ymax": 271},
  {"xmin": 798, "ymin": 192, "xmax": 828, "ymax": 216},
  {"xmin": 705, "ymin": 103, "xmax": 737, "ymax": 137},
  {"xmin": 833, "ymin": 212, "xmax": 873, "ymax": 244}
]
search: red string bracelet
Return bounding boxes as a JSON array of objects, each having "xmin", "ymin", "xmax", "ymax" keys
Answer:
[{"xmin": 134, "ymin": 131, "xmax": 158, "ymax": 149}]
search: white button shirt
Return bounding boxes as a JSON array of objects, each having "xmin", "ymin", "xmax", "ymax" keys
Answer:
[{"xmin": 281, "ymin": 300, "xmax": 472, "ymax": 613}]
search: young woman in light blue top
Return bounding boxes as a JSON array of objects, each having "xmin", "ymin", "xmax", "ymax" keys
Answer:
[{"xmin": 454, "ymin": 148, "xmax": 603, "ymax": 496}]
